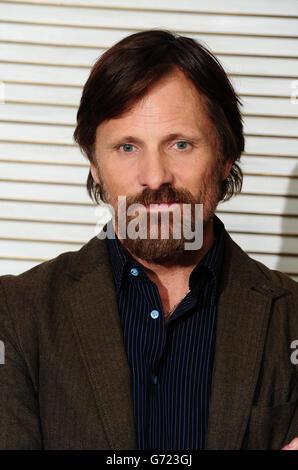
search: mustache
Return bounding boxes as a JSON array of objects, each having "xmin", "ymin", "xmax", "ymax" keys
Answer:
[{"xmin": 124, "ymin": 184, "xmax": 199, "ymax": 206}]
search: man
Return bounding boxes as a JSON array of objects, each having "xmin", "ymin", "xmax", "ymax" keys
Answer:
[{"xmin": 0, "ymin": 30, "xmax": 297, "ymax": 450}]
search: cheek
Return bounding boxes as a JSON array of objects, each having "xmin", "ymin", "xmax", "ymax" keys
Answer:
[
  {"xmin": 181, "ymin": 165, "xmax": 218, "ymax": 200},
  {"xmin": 101, "ymin": 166, "xmax": 134, "ymax": 198},
  {"xmin": 178, "ymin": 164, "xmax": 209, "ymax": 186}
]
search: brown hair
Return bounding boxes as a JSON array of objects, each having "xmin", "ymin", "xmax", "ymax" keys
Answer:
[{"xmin": 73, "ymin": 29, "xmax": 244, "ymax": 204}]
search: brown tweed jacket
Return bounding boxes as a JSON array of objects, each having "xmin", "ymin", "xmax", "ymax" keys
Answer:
[{"xmin": 0, "ymin": 229, "xmax": 297, "ymax": 450}]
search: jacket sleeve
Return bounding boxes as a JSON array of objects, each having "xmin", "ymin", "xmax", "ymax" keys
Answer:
[{"xmin": 0, "ymin": 278, "xmax": 42, "ymax": 449}]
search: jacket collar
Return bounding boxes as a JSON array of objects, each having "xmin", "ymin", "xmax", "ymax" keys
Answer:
[
  {"xmin": 63, "ymin": 226, "xmax": 286, "ymax": 450},
  {"xmin": 62, "ymin": 234, "xmax": 137, "ymax": 449}
]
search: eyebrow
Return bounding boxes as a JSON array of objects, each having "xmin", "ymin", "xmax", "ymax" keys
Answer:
[{"xmin": 107, "ymin": 132, "xmax": 204, "ymax": 147}]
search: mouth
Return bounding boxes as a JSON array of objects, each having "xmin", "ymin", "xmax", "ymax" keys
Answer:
[{"xmin": 145, "ymin": 202, "xmax": 180, "ymax": 211}]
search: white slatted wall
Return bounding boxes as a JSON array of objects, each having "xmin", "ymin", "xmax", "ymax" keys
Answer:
[{"xmin": 0, "ymin": 0, "xmax": 297, "ymax": 280}]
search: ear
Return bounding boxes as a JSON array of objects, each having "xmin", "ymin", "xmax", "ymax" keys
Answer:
[
  {"xmin": 222, "ymin": 159, "xmax": 233, "ymax": 180},
  {"xmin": 90, "ymin": 162, "xmax": 101, "ymax": 184}
]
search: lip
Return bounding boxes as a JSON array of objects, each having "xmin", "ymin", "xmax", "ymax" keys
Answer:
[{"xmin": 145, "ymin": 202, "xmax": 180, "ymax": 211}]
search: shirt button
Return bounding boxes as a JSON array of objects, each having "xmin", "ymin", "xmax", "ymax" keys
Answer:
[
  {"xmin": 150, "ymin": 310, "xmax": 160, "ymax": 319},
  {"xmin": 130, "ymin": 268, "xmax": 139, "ymax": 276},
  {"xmin": 153, "ymin": 376, "xmax": 158, "ymax": 385}
]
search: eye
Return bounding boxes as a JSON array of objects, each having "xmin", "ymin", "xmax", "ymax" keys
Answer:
[
  {"xmin": 173, "ymin": 141, "xmax": 190, "ymax": 150},
  {"xmin": 119, "ymin": 143, "xmax": 135, "ymax": 153}
]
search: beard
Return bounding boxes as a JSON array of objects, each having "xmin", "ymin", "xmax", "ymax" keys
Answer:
[{"xmin": 98, "ymin": 163, "xmax": 223, "ymax": 265}]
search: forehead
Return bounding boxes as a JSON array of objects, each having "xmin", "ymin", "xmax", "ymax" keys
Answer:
[
  {"xmin": 131, "ymin": 70, "xmax": 206, "ymax": 117},
  {"xmin": 95, "ymin": 70, "xmax": 214, "ymax": 140}
]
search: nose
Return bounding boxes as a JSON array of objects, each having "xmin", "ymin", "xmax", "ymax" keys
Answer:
[{"xmin": 137, "ymin": 150, "xmax": 174, "ymax": 190}]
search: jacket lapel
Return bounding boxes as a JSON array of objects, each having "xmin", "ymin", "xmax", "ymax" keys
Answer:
[
  {"xmin": 206, "ymin": 232, "xmax": 286, "ymax": 450},
  {"xmin": 61, "ymin": 236, "xmax": 137, "ymax": 450}
]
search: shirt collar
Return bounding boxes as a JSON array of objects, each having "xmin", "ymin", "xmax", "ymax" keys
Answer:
[
  {"xmin": 106, "ymin": 214, "xmax": 226, "ymax": 294},
  {"xmin": 188, "ymin": 214, "xmax": 225, "ymax": 290}
]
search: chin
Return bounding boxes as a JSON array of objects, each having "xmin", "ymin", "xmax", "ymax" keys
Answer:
[{"xmin": 121, "ymin": 236, "xmax": 203, "ymax": 266}]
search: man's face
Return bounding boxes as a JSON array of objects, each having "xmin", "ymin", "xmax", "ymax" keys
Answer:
[{"xmin": 91, "ymin": 69, "xmax": 232, "ymax": 264}]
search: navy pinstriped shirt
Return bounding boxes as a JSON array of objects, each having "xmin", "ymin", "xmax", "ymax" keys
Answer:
[{"xmin": 106, "ymin": 215, "xmax": 226, "ymax": 450}]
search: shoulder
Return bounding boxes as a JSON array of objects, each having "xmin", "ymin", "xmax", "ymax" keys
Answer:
[
  {"xmin": 252, "ymin": 257, "xmax": 298, "ymax": 295},
  {"xmin": 0, "ymin": 236, "xmax": 111, "ymax": 365},
  {"xmin": 222, "ymin": 229, "xmax": 298, "ymax": 300},
  {"xmin": 0, "ymin": 235, "xmax": 109, "ymax": 310}
]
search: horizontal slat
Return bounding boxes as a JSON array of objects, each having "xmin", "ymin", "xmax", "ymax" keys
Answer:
[
  {"xmin": 245, "ymin": 136, "xmax": 298, "ymax": 157},
  {"xmin": 247, "ymin": 252, "xmax": 298, "ymax": 273},
  {"xmin": 0, "ymin": 161, "xmax": 89, "ymax": 184},
  {"xmin": 4, "ymin": 0, "xmax": 298, "ymax": 17},
  {"xmin": 2, "ymin": 22, "xmax": 298, "ymax": 57},
  {"xmin": 243, "ymin": 117, "xmax": 298, "ymax": 138},
  {"xmin": 0, "ymin": 21, "xmax": 130, "ymax": 47},
  {"xmin": 0, "ymin": 258, "xmax": 40, "ymax": 275},
  {"xmin": 241, "ymin": 97, "xmax": 298, "ymax": 117},
  {"xmin": 0, "ymin": 181, "xmax": 91, "ymax": 203},
  {"xmin": 204, "ymin": 36, "xmax": 298, "ymax": 58},
  {"xmin": 3, "ymin": 82, "xmax": 82, "ymax": 106},
  {"xmin": 215, "ymin": 56, "xmax": 298, "ymax": 78},
  {"xmin": 0, "ymin": 219, "xmax": 96, "ymax": 242},
  {"xmin": 231, "ymin": 233, "xmax": 298, "ymax": 255},
  {"xmin": 0, "ymin": 239, "xmax": 82, "ymax": 258},
  {"xmin": 240, "ymin": 156, "xmax": 298, "ymax": 176},
  {"xmin": 0, "ymin": 122, "xmax": 74, "ymax": 144},
  {"xmin": 1, "ymin": 3, "xmax": 298, "ymax": 36},
  {"xmin": 1, "ymin": 62, "xmax": 89, "ymax": 86},
  {"xmin": 231, "ymin": 76, "xmax": 298, "ymax": 98},
  {"xmin": 0, "ymin": 141, "xmax": 87, "ymax": 164},
  {"xmin": 218, "ymin": 194, "xmax": 298, "ymax": 215},
  {"xmin": 0, "ymin": 103, "xmax": 77, "ymax": 125},
  {"xmin": 0, "ymin": 42, "xmax": 104, "ymax": 67},
  {"xmin": 2, "ymin": 42, "xmax": 298, "ymax": 77},
  {"xmin": 0, "ymin": 199, "xmax": 98, "ymax": 223},
  {"xmin": 219, "ymin": 213, "xmax": 298, "ymax": 235}
]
